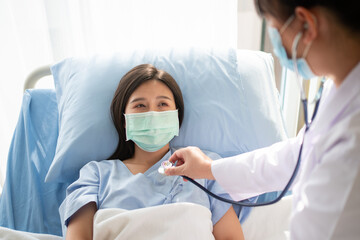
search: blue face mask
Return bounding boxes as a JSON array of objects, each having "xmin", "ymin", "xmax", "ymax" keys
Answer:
[
  {"xmin": 267, "ymin": 15, "xmax": 316, "ymax": 80},
  {"xmin": 124, "ymin": 110, "xmax": 179, "ymax": 152}
]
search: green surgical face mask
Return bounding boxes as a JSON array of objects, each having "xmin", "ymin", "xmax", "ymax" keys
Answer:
[{"xmin": 124, "ymin": 110, "xmax": 179, "ymax": 152}]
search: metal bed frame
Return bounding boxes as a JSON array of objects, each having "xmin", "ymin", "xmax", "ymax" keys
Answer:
[{"xmin": 23, "ymin": 65, "xmax": 52, "ymax": 91}]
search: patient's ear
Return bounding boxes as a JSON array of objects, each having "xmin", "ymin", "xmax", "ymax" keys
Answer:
[{"xmin": 295, "ymin": 7, "xmax": 318, "ymax": 44}]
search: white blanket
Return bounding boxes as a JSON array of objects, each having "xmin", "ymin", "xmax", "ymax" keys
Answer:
[
  {"xmin": 242, "ymin": 195, "xmax": 292, "ymax": 240},
  {"xmin": 0, "ymin": 227, "xmax": 61, "ymax": 240},
  {"xmin": 93, "ymin": 203, "xmax": 215, "ymax": 240},
  {"xmin": 0, "ymin": 196, "xmax": 292, "ymax": 239},
  {"xmin": 0, "ymin": 203, "xmax": 213, "ymax": 240}
]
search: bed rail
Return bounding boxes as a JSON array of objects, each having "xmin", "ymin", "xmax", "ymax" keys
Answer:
[{"xmin": 23, "ymin": 65, "xmax": 52, "ymax": 92}]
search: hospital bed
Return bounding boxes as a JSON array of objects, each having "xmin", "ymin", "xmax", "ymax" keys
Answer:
[{"xmin": 0, "ymin": 48, "xmax": 292, "ymax": 239}]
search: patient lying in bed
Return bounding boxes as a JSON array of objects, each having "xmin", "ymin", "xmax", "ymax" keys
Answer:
[{"xmin": 59, "ymin": 64, "xmax": 244, "ymax": 239}]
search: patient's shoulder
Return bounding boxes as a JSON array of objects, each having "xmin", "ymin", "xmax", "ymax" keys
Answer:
[
  {"xmin": 201, "ymin": 149, "xmax": 221, "ymax": 160},
  {"xmin": 81, "ymin": 159, "xmax": 119, "ymax": 172}
]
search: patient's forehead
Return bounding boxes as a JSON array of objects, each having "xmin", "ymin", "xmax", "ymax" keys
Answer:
[{"xmin": 128, "ymin": 80, "xmax": 174, "ymax": 102}]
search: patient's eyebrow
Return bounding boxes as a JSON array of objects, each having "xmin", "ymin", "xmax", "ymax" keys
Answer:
[
  {"xmin": 157, "ymin": 96, "xmax": 172, "ymax": 100},
  {"xmin": 130, "ymin": 96, "xmax": 172, "ymax": 103},
  {"xmin": 130, "ymin": 97, "xmax": 146, "ymax": 103}
]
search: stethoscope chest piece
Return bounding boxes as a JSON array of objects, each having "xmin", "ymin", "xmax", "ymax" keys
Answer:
[{"xmin": 158, "ymin": 161, "xmax": 173, "ymax": 175}]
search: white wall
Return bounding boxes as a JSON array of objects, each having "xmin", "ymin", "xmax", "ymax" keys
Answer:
[
  {"xmin": 0, "ymin": 0, "xmax": 53, "ymax": 190},
  {"xmin": 237, "ymin": 0, "xmax": 262, "ymax": 51},
  {"xmin": 237, "ymin": 0, "xmax": 306, "ymax": 138}
]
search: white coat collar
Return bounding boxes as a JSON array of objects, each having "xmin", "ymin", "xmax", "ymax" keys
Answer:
[{"xmin": 310, "ymin": 62, "xmax": 360, "ymax": 133}]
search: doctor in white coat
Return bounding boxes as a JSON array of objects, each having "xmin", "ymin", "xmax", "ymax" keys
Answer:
[{"xmin": 166, "ymin": 0, "xmax": 360, "ymax": 239}]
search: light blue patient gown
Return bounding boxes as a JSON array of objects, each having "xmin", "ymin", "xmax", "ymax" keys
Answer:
[{"xmin": 59, "ymin": 150, "xmax": 232, "ymax": 235}]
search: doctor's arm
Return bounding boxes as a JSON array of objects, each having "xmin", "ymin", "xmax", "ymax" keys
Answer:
[{"xmin": 166, "ymin": 134, "xmax": 302, "ymax": 201}]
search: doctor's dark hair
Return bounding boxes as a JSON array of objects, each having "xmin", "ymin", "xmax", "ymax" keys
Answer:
[
  {"xmin": 254, "ymin": 0, "xmax": 360, "ymax": 33},
  {"xmin": 108, "ymin": 64, "xmax": 184, "ymax": 160}
]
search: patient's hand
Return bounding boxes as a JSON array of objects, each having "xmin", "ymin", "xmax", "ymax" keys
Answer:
[{"xmin": 165, "ymin": 146, "xmax": 215, "ymax": 180}]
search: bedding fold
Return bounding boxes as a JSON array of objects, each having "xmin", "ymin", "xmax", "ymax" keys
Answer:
[
  {"xmin": 93, "ymin": 202, "xmax": 214, "ymax": 240},
  {"xmin": 0, "ymin": 89, "xmax": 68, "ymax": 236}
]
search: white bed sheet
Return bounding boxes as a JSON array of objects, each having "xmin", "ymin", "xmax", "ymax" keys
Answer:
[
  {"xmin": 0, "ymin": 196, "xmax": 292, "ymax": 239},
  {"xmin": 94, "ymin": 203, "xmax": 214, "ymax": 240},
  {"xmin": 0, "ymin": 227, "xmax": 61, "ymax": 240},
  {"xmin": 242, "ymin": 195, "xmax": 292, "ymax": 240}
]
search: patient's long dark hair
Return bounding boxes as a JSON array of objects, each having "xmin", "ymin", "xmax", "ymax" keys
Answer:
[{"xmin": 108, "ymin": 64, "xmax": 184, "ymax": 160}]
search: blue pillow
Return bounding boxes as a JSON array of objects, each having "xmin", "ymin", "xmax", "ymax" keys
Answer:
[{"xmin": 46, "ymin": 49, "xmax": 287, "ymax": 183}]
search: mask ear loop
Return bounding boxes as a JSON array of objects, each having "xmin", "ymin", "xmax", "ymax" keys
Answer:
[
  {"xmin": 301, "ymin": 22, "xmax": 313, "ymax": 59},
  {"xmin": 292, "ymin": 31, "xmax": 306, "ymax": 100},
  {"xmin": 292, "ymin": 31, "xmax": 311, "ymax": 127},
  {"xmin": 280, "ymin": 15, "xmax": 295, "ymax": 34},
  {"xmin": 291, "ymin": 19, "xmax": 314, "ymax": 98}
]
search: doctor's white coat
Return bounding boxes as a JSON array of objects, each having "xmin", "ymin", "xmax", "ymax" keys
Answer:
[{"xmin": 212, "ymin": 63, "xmax": 360, "ymax": 240}]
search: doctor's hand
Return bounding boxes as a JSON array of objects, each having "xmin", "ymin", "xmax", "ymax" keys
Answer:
[{"xmin": 165, "ymin": 147, "xmax": 215, "ymax": 180}]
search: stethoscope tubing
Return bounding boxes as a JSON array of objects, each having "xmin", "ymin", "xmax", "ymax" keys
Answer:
[
  {"xmin": 184, "ymin": 79, "xmax": 325, "ymax": 207},
  {"xmin": 182, "ymin": 116, "xmax": 306, "ymax": 207}
]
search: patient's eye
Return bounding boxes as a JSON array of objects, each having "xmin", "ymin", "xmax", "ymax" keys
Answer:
[
  {"xmin": 135, "ymin": 103, "xmax": 146, "ymax": 108},
  {"xmin": 159, "ymin": 102, "xmax": 169, "ymax": 107}
]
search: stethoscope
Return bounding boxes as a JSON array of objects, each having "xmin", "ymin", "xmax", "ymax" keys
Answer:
[
  {"xmin": 159, "ymin": 77, "xmax": 325, "ymax": 207},
  {"xmin": 190, "ymin": 77, "xmax": 324, "ymax": 207},
  {"xmin": 176, "ymin": 24, "xmax": 327, "ymax": 206}
]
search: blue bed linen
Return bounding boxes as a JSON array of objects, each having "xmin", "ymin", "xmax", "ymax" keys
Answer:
[
  {"xmin": 0, "ymin": 50, "xmax": 287, "ymax": 236},
  {"xmin": 0, "ymin": 88, "xmax": 254, "ymax": 237},
  {"xmin": 60, "ymin": 149, "xmax": 232, "ymax": 236},
  {"xmin": 47, "ymin": 49, "xmax": 288, "ymax": 184},
  {"xmin": 0, "ymin": 89, "xmax": 68, "ymax": 236}
]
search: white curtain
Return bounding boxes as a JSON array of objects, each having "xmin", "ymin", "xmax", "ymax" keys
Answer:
[
  {"xmin": 0, "ymin": 0, "xmax": 237, "ymax": 190},
  {"xmin": 237, "ymin": 0, "xmax": 262, "ymax": 50}
]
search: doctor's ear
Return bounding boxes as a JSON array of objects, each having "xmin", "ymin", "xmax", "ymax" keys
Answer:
[{"xmin": 295, "ymin": 7, "xmax": 318, "ymax": 44}]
